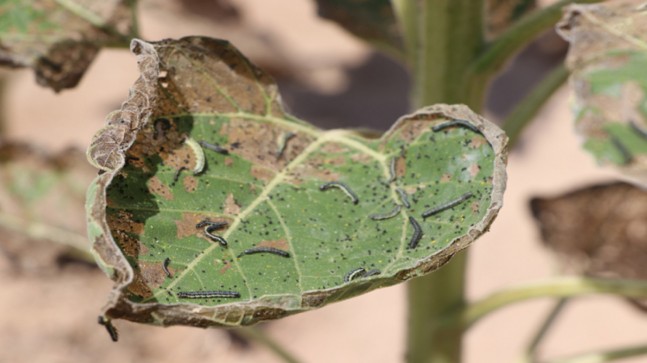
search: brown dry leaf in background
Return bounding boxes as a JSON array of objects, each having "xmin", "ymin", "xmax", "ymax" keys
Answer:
[
  {"xmin": 0, "ymin": 0, "xmax": 135, "ymax": 91},
  {"xmin": 530, "ymin": 181, "xmax": 647, "ymax": 309}
]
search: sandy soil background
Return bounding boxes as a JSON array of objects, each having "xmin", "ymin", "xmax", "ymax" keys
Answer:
[{"xmin": 2, "ymin": 1, "xmax": 646, "ymax": 362}]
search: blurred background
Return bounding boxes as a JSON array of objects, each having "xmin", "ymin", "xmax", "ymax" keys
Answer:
[{"xmin": 1, "ymin": 0, "xmax": 646, "ymax": 362}]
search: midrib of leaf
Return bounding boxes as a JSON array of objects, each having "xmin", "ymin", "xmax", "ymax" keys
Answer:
[{"xmin": 149, "ymin": 129, "xmax": 390, "ymax": 300}]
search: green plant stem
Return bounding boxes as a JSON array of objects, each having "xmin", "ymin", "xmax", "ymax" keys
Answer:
[
  {"xmin": 392, "ymin": 1, "xmax": 485, "ymax": 361},
  {"xmin": 406, "ymin": 251, "xmax": 468, "ymax": 363},
  {"xmin": 465, "ymin": 0, "xmax": 604, "ymax": 111},
  {"xmin": 543, "ymin": 344, "xmax": 647, "ymax": 363},
  {"xmin": 503, "ymin": 64, "xmax": 568, "ymax": 148},
  {"xmin": 518, "ymin": 298, "xmax": 570, "ymax": 363},
  {"xmin": 237, "ymin": 326, "xmax": 302, "ymax": 363},
  {"xmin": 449, "ymin": 277, "xmax": 647, "ymax": 330}
]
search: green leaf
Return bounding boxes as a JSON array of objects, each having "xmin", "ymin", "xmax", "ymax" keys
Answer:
[
  {"xmin": 86, "ymin": 36, "xmax": 507, "ymax": 327},
  {"xmin": 0, "ymin": 0, "xmax": 136, "ymax": 92},
  {"xmin": 314, "ymin": 0, "xmax": 403, "ymax": 56},
  {"xmin": 557, "ymin": 1, "xmax": 647, "ymax": 180}
]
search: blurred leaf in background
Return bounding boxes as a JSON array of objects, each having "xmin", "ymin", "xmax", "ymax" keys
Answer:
[
  {"xmin": 531, "ymin": 181, "xmax": 647, "ymax": 309},
  {"xmin": 0, "ymin": 0, "xmax": 136, "ymax": 91},
  {"xmin": 558, "ymin": 0, "xmax": 647, "ymax": 183},
  {"xmin": 0, "ymin": 143, "xmax": 95, "ymax": 273}
]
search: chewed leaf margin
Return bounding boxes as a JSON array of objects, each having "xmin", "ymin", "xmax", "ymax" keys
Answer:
[{"xmin": 86, "ymin": 37, "xmax": 508, "ymax": 328}]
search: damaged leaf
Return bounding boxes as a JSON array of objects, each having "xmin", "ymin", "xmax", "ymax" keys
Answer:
[
  {"xmin": 557, "ymin": 0, "xmax": 647, "ymax": 182},
  {"xmin": 530, "ymin": 182, "xmax": 647, "ymax": 309},
  {"xmin": 0, "ymin": 0, "xmax": 136, "ymax": 92},
  {"xmin": 86, "ymin": 36, "xmax": 507, "ymax": 328}
]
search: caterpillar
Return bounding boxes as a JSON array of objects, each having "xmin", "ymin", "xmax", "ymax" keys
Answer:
[
  {"xmin": 237, "ymin": 247, "xmax": 290, "ymax": 258},
  {"xmin": 344, "ymin": 267, "xmax": 367, "ymax": 282},
  {"xmin": 407, "ymin": 216, "xmax": 423, "ymax": 249},
  {"xmin": 432, "ymin": 119, "xmax": 481, "ymax": 134},
  {"xmin": 369, "ymin": 205, "xmax": 402, "ymax": 220},
  {"xmin": 422, "ymin": 192, "xmax": 473, "ymax": 219},
  {"xmin": 320, "ymin": 181, "xmax": 359, "ymax": 205},
  {"xmin": 177, "ymin": 290, "xmax": 241, "ymax": 299},
  {"xmin": 199, "ymin": 140, "xmax": 229, "ymax": 155}
]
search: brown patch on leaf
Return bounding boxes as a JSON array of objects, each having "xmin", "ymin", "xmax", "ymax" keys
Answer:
[
  {"xmin": 224, "ymin": 157, "xmax": 234, "ymax": 166},
  {"xmin": 396, "ymin": 116, "xmax": 439, "ymax": 143},
  {"xmin": 440, "ymin": 173, "xmax": 452, "ymax": 183},
  {"xmin": 291, "ymin": 155, "xmax": 339, "ymax": 183},
  {"xmin": 326, "ymin": 155, "xmax": 347, "ymax": 166},
  {"xmin": 468, "ymin": 164, "xmax": 480, "ymax": 178},
  {"xmin": 126, "ymin": 273, "xmax": 154, "ymax": 299},
  {"xmin": 223, "ymin": 193, "xmax": 241, "ymax": 215},
  {"xmin": 107, "ymin": 210, "xmax": 144, "ymax": 235},
  {"xmin": 251, "ymin": 165, "xmax": 275, "ymax": 183},
  {"xmin": 183, "ymin": 175, "xmax": 199, "ymax": 192},
  {"xmin": 175, "ymin": 213, "xmax": 231, "ymax": 239},
  {"xmin": 162, "ymin": 141, "xmax": 196, "ymax": 171},
  {"xmin": 471, "ymin": 201, "xmax": 481, "ymax": 214},
  {"xmin": 469, "ymin": 136, "xmax": 488, "ymax": 149},
  {"xmin": 125, "ymin": 122, "xmax": 184, "ymax": 172},
  {"xmin": 218, "ymin": 259, "xmax": 233, "ymax": 274},
  {"xmin": 219, "ymin": 118, "xmax": 283, "ymax": 170},
  {"xmin": 176, "ymin": 213, "xmax": 203, "ymax": 238},
  {"xmin": 147, "ymin": 176, "xmax": 173, "ymax": 200},
  {"xmin": 257, "ymin": 239, "xmax": 289, "ymax": 250},
  {"xmin": 139, "ymin": 261, "xmax": 166, "ymax": 289},
  {"xmin": 111, "ymin": 230, "xmax": 143, "ymax": 257},
  {"xmin": 395, "ymin": 156, "xmax": 406, "ymax": 179},
  {"xmin": 107, "ymin": 210, "xmax": 148, "ymax": 258}
]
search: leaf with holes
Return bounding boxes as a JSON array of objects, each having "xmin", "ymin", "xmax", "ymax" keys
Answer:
[
  {"xmin": 557, "ymin": 1, "xmax": 647, "ymax": 182},
  {"xmin": 86, "ymin": 37, "xmax": 507, "ymax": 328},
  {"xmin": 0, "ymin": 0, "xmax": 135, "ymax": 92}
]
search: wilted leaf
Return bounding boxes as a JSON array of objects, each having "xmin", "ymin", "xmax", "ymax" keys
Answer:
[
  {"xmin": 530, "ymin": 182, "xmax": 647, "ymax": 309},
  {"xmin": 0, "ymin": 143, "xmax": 94, "ymax": 272},
  {"xmin": 0, "ymin": 0, "xmax": 135, "ymax": 92},
  {"xmin": 86, "ymin": 36, "xmax": 507, "ymax": 327},
  {"xmin": 314, "ymin": 0, "xmax": 402, "ymax": 54},
  {"xmin": 557, "ymin": 1, "xmax": 647, "ymax": 182}
]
